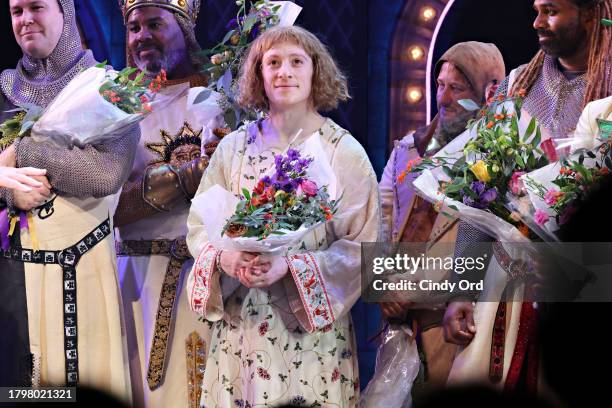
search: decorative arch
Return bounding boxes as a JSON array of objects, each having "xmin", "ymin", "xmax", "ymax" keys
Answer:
[
  {"xmin": 389, "ymin": 0, "xmax": 538, "ymax": 152},
  {"xmin": 388, "ymin": 0, "xmax": 454, "ymax": 151}
]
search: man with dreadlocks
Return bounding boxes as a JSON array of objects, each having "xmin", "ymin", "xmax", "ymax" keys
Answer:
[
  {"xmin": 0, "ymin": 0, "xmax": 138, "ymax": 400},
  {"xmin": 442, "ymin": 0, "xmax": 612, "ymax": 391},
  {"xmin": 114, "ymin": 1, "xmax": 224, "ymax": 407}
]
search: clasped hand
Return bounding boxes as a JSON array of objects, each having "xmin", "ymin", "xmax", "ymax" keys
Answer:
[
  {"xmin": 0, "ymin": 145, "xmax": 52, "ymax": 210},
  {"xmin": 218, "ymin": 250, "xmax": 289, "ymax": 289}
]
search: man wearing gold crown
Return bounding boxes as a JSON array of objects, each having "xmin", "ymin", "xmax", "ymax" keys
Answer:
[{"xmin": 114, "ymin": 1, "xmax": 224, "ymax": 407}]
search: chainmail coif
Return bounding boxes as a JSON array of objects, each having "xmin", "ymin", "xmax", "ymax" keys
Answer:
[
  {"xmin": 0, "ymin": 0, "xmax": 98, "ymax": 107},
  {"xmin": 495, "ymin": 55, "xmax": 587, "ymax": 140}
]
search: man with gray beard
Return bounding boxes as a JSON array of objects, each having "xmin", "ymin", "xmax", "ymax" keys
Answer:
[
  {"xmin": 114, "ymin": 1, "xmax": 224, "ymax": 407},
  {"xmin": 378, "ymin": 41, "xmax": 505, "ymax": 393}
]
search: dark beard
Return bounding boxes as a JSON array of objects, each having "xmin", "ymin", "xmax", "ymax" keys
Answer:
[
  {"xmin": 434, "ymin": 109, "xmax": 476, "ymax": 147},
  {"xmin": 537, "ymin": 18, "xmax": 588, "ymax": 59}
]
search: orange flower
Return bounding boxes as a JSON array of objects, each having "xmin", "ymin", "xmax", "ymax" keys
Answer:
[
  {"xmin": 397, "ymin": 170, "xmax": 407, "ymax": 184},
  {"xmin": 486, "ymin": 121, "xmax": 494, "ymax": 129},
  {"xmin": 518, "ymin": 89, "xmax": 527, "ymax": 98},
  {"xmin": 140, "ymin": 95, "xmax": 149, "ymax": 103},
  {"xmin": 494, "ymin": 114, "xmax": 505, "ymax": 121},
  {"xmin": 599, "ymin": 167, "xmax": 609, "ymax": 175},
  {"xmin": 404, "ymin": 157, "xmax": 423, "ymax": 172},
  {"xmin": 518, "ymin": 223, "xmax": 530, "ymax": 237},
  {"xmin": 143, "ymin": 103, "xmax": 152, "ymax": 112},
  {"xmin": 497, "ymin": 94, "xmax": 505, "ymax": 101},
  {"xmin": 325, "ymin": 212, "xmax": 333, "ymax": 221}
]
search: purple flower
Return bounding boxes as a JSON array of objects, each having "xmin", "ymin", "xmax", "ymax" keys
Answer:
[
  {"xmin": 287, "ymin": 148, "xmax": 300, "ymax": 161},
  {"xmin": 462, "ymin": 181, "xmax": 498, "ymax": 209},
  {"xmin": 226, "ymin": 18, "xmax": 238, "ymax": 30},
  {"xmin": 290, "ymin": 396, "xmax": 306, "ymax": 406},
  {"xmin": 248, "ymin": 23, "xmax": 261, "ymax": 41},
  {"xmin": 268, "ymin": 150, "xmax": 314, "ymax": 193}
]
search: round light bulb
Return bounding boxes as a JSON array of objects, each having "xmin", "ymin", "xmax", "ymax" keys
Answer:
[{"xmin": 420, "ymin": 6, "xmax": 436, "ymax": 22}]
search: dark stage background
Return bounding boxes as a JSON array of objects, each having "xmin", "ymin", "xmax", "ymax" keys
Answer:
[{"xmin": 1, "ymin": 0, "xmax": 544, "ymax": 391}]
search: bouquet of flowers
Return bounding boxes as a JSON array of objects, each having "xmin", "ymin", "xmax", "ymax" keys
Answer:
[
  {"xmin": 223, "ymin": 148, "xmax": 338, "ymax": 240},
  {"xmin": 194, "ymin": 0, "xmax": 302, "ymax": 130},
  {"xmin": 520, "ymin": 136, "xmax": 612, "ymax": 238},
  {"xmin": 0, "ymin": 63, "xmax": 170, "ymax": 149},
  {"xmin": 407, "ymin": 92, "xmax": 551, "ymax": 242},
  {"xmin": 192, "ymin": 132, "xmax": 339, "ymax": 253}
]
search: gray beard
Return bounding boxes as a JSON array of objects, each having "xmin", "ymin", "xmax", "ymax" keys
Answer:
[
  {"xmin": 136, "ymin": 48, "xmax": 188, "ymax": 77},
  {"xmin": 434, "ymin": 109, "xmax": 476, "ymax": 147}
]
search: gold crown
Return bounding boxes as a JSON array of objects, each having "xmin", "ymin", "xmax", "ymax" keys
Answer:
[{"xmin": 119, "ymin": 0, "xmax": 200, "ymax": 23}]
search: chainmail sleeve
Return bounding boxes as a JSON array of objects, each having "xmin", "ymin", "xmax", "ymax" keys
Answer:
[
  {"xmin": 494, "ymin": 76, "xmax": 510, "ymax": 99},
  {"xmin": 0, "ymin": 93, "xmax": 15, "ymax": 209},
  {"xmin": 448, "ymin": 221, "xmax": 494, "ymax": 302},
  {"xmin": 14, "ymin": 125, "xmax": 141, "ymax": 198}
]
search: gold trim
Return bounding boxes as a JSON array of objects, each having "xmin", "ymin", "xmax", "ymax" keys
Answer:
[
  {"xmin": 185, "ymin": 331, "xmax": 206, "ymax": 408},
  {"xmin": 146, "ymin": 255, "xmax": 188, "ymax": 390}
]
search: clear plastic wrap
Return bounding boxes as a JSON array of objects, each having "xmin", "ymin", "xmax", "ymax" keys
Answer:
[{"xmin": 360, "ymin": 324, "xmax": 420, "ymax": 408}]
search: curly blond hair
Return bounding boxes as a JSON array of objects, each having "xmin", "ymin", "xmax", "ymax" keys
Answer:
[{"xmin": 237, "ymin": 26, "xmax": 350, "ymax": 112}]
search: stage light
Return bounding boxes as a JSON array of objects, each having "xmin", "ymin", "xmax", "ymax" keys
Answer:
[
  {"xmin": 408, "ymin": 45, "xmax": 425, "ymax": 61},
  {"xmin": 406, "ymin": 87, "xmax": 423, "ymax": 104},
  {"xmin": 420, "ymin": 6, "xmax": 436, "ymax": 22}
]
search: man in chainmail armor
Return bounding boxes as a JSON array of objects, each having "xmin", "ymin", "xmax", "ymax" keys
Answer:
[
  {"xmin": 0, "ymin": 0, "xmax": 139, "ymax": 402},
  {"xmin": 114, "ymin": 1, "xmax": 224, "ymax": 407},
  {"xmin": 443, "ymin": 0, "xmax": 612, "ymax": 390}
]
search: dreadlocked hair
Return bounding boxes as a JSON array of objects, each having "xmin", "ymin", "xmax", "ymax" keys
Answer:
[{"xmin": 511, "ymin": 0, "xmax": 612, "ymax": 108}]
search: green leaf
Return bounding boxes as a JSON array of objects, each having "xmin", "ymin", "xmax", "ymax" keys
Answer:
[
  {"xmin": 242, "ymin": 15, "xmax": 257, "ymax": 32},
  {"xmin": 224, "ymin": 109, "xmax": 237, "ymax": 130},
  {"xmin": 444, "ymin": 183, "xmax": 463, "ymax": 194},
  {"xmin": 532, "ymin": 126, "xmax": 541, "ymax": 148},
  {"xmin": 442, "ymin": 166, "xmax": 455, "ymax": 179},
  {"xmin": 458, "ymin": 99, "xmax": 481, "ymax": 111},
  {"xmin": 242, "ymin": 188, "xmax": 251, "ymax": 201},
  {"xmin": 524, "ymin": 117, "xmax": 536, "ymax": 140},
  {"xmin": 221, "ymin": 29, "xmax": 236, "ymax": 45},
  {"xmin": 193, "ymin": 89, "xmax": 212, "ymax": 105}
]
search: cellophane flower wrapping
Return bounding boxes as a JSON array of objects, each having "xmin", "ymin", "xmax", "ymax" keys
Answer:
[
  {"xmin": 30, "ymin": 66, "xmax": 176, "ymax": 148},
  {"xmin": 191, "ymin": 132, "xmax": 338, "ymax": 254}
]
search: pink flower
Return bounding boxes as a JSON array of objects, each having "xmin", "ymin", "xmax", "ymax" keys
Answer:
[
  {"xmin": 299, "ymin": 180, "xmax": 318, "ymax": 197},
  {"xmin": 544, "ymin": 190, "xmax": 564, "ymax": 206},
  {"xmin": 509, "ymin": 171, "xmax": 526, "ymax": 196},
  {"xmin": 534, "ymin": 209, "xmax": 549, "ymax": 226},
  {"xmin": 331, "ymin": 367, "xmax": 340, "ymax": 382}
]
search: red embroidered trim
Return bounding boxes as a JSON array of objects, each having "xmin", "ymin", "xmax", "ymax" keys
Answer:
[
  {"xmin": 285, "ymin": 252, "xmax": 335, "ymax": 332},
  {"xmin": 504, "ymin": 301, "xmax": 538, "ymax": 392},
  {"xmin": 489, "ymin": 301, "xmax": 507, "ymax": 383},
  {"xmin": 189, "ymin": 243, "xmax": 217, "ymax": 316}
]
